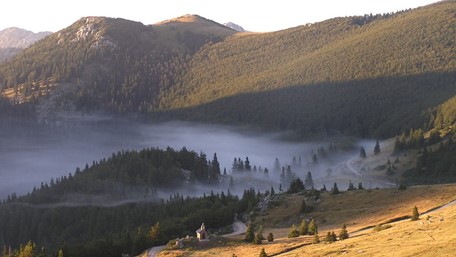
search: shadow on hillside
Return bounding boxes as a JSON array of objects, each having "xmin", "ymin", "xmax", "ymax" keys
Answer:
[{"xmin": 160, "ymin": 72, "xmax": 456, "ymax": 138}]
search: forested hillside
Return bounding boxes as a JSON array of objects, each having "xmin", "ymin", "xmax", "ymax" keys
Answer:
[
  {"xmin": 0, "ymin": 1, "xmax": 454, "ymax": 138},
  {"xmin": 0, "ymin": 147, "xmax": 259, "ymax": 257},
  {"xmin": 6, "ymin": 147, "xmax": 222, "ymax": 204},
  {"xmin": 0, "ymin": 15, "xmax": 235, "ymax": 112},
  {"xmin": 162, "ymin": 1, "xmax": 456, "ymax": 137}
]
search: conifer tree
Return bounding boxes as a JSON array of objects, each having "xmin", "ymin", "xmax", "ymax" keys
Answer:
[
  {"xmin": 299, "ymin": 219, "xmax": 308, "ymax": 235},
  {"xmin": 149, "ymin": 222, "xmax": 160, "ymax": 242},
  {"xmin": 304, "ymin": 171, "xmax": 314, "ymax": 189},
  {"xmin": 322, "ymin": 184, "xmax": 327, "ymax": 192},
  {"xmin": 325, "ymin": 231, "xmax": 337, "ymax": 242},
  {"xmin": 357, "ymin": 182, "xmax": 364, "ymax": 190},
  {"xmin": 292, "ymin": 156, "xmax": 297, "ymax": 167},
  {"xmin": 411, "ymin": 206, "xmax": 419, "ymax": 221},
  {"xmin": 245, "ymin": 157, "xmax": 251, "ymax": 171},
  {"xmin": 254, "ymin": 233, "xmax": 262, "ymax": 245},
  {"xmin": 374, "ymin": 140, "xmax": 381, "ymax": 155},
  {"xmin": 331, "ymin": 231, "xmax": 337, "ymax": 241},
  {"xmin": 267, "ymin": 232, "xmax": 274, "ymax": 242},
  {"xmin": 313, "ymin": 234, "xmax": 320, "ymax": 244},
  {"xmin": 232, "ymin": 158, "xmax": 238, "ymax": 172},
  {"xmin": 331, "ymin": 182, "xmax": 340, "ymax": 194},
  {"xmin": 312, "ymin": 154, "xmax": 318, "ymax": 164},
  {"xmin": 274, "ymin": 158, "xmax": 280, "ymax": 172},
  {"xmin": 339, "ymin": 224, "xmax": 349, "ymax": 240},
  {"xmin": 308, "ymin": 219, "xmax": 318, "ymax": 235},
  {"xmin": 19, "ymin": 241, "xmax": 36, "ymax": 257},
  {"xmin": 360, "ymin": 146, "xmax": 367, "ymax": 158},
  {"xmin": 347, "ymin": 180, "xmax": 355, "ymax": 190},
  {"xmin": 288, "ymin": 224, "xmax": 300, "ymax": 238},
  {"xmin": 245, "ymin": 223, "xmax": 255, "ymax": 242},
  {"xmin": 259, "ymin": 248, "xmax": 268, "ymax": 257},
  {"xmin": 287, "ymin": 177, "xmax": 305, "ymax": 193}
]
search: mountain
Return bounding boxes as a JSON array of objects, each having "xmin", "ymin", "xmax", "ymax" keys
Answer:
[
  {"xmin": 0, "ymin": 15, "xmax": 236, "ymax": 113},
  {"xmin": 223, "ymin": 22, "xmax": 245, "ymax": 32},
  {"xmin": 0, "ymin": 27, "xmax": 51, "ymax": 48},
  {"xmin": 0, "ymin": 27, "xmax": 51, "ymax": 62},
  {"xmin": 0, "ymin": 1, "xmax": 455, "ymax": 138}
]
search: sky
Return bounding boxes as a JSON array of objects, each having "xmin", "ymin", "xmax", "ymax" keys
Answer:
[{"xmin": 1, "ymin": 0, "xmax": 441, "ymax": 33}]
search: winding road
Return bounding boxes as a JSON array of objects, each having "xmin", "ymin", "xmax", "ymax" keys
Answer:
[
  {"xmin": 223, "ymin": 221, "xmax": 247, "ymax": 237},
  {"xmin": 345, "ymin": 158, "xmax": 396, "ymax": 188},
  {"xmin": 146, "ymin": 245, "xmax": 165, "ymax": 257},
  {"xmin": 142, "ymin": 220, "xmax": 247, "ymax": 257}
]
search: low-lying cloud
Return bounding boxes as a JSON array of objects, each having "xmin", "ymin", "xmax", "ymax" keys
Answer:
[{"xmin": 0, "ymin": 117, "xmax": 393, "ymax": 201}]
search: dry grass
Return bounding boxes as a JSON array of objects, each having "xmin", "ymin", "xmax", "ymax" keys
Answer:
[
  {"xmin": 161, "ymin": 184, "xmax": 456, "ymax": 257},
  {"xmin": 279, "ymin": 203, "xmax": 456, "ymax": 257},
  {"xmin": 160, "ymin": 237, "xmax": 311, "ymax": 257}
]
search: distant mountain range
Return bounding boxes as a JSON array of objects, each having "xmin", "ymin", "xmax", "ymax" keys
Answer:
[
  {"xmin": 0, "ymin": 1, "xmax": 455, "ymax": 138},
  {"xmin": 0, "ymin": 27, "xmax": 51, "ymax": 62}
]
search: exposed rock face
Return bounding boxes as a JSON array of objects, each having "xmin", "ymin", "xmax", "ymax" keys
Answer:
[{"xmin": 57, "ymin": 17, "xmax": 117, "ymax": 49}]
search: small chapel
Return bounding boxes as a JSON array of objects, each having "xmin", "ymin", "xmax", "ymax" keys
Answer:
[{"xmin": 196, "ymin": 223, "xmax": 207, "ymax": 240}]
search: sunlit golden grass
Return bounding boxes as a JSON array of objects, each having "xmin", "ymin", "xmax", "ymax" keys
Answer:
[
  {"xmin": 160, "ymin": 237, "xmax": 311, "ymax": 257},
  {"xmin": 261, "ymin": 184, "xmax": 456, "ymax": 234},
  {"xmin": 279, "ymin": 203, "xmax": 456, "ymax": 257},
  {"xmin": 161, "ymin": 184, "xmax": 456, "ymax": 256}
]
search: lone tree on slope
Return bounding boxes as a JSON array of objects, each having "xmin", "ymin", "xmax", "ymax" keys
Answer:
[
  {"xmin": 411, "ymin": 206, "xmax": 420, "ymax": 221},
  {"xmin": 339, "ymin": 224, "xmax": 349, "ymax": 240},
  {"xmin": 244, "ymin": 223, "xmax": 255, "ymax": 242},
  {"xmin": 259, "ymin": 248, "xmax": 268, "ymax": 257},
  {"xmin": 374, "ymin": 140, "xmax": 381, "ymax": 155},
  {"xmin": 267, "ymin": 232, "xmax": 274, "ymax": 242},
  {"xmin": 360, "ymin": 146, "xmax": 367, "ymax": 158}
]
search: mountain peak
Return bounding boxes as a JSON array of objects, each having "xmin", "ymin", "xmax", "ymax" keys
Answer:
[
  {"xmin": 56, "ymin": 16, "xmax": 117, "ymax": 49},
  {"xmin": 155, "ymin": 14, "xmax": 237, "ymax": 36},
  {"xmin": 223, "ymin": 22, "xmax": 245, "ymax": 32},
  {"xmin": 156, "ymin": 14, "xmax": 212, "ymax": 25}
]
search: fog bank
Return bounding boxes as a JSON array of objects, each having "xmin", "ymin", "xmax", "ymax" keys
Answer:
[{"xmin": 0, "ymin": 117, "xmax": 393, "ymax": 200}]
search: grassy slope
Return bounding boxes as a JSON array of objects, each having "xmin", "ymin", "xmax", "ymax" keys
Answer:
[
  {"xmin": 163, "ymin": 1, "xmax": 455, "ymax": 109},
  {"xmin": 279, "ymin": 204, "xmax": 456, "ymax": 256},
  {"xmin": 160, "ymin": 184, "xmax": 456, "ymax": 256}
]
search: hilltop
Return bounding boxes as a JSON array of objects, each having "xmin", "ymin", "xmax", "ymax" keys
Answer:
[{"xmin": 0, "ymin": 1, "xmax": 454, "ymax": 138}]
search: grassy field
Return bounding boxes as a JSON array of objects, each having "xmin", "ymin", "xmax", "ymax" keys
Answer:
[
  {"xmin": 159, "ymin": 184, "xmax": 456, "ymax": 256},
  {"xmin": 278, "ymin": 201, "xmax": 456, "ymax": 257}
]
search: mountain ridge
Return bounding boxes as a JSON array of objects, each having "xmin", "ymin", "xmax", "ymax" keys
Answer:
[{"xmin": 0, "ymin": 1, "xmax": 455, "ymax": 138}]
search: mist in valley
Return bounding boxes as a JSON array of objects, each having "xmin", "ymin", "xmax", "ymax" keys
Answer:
[{"xmin": 0, "ymin": 116, "xmax": 393, "ymax": 202}]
